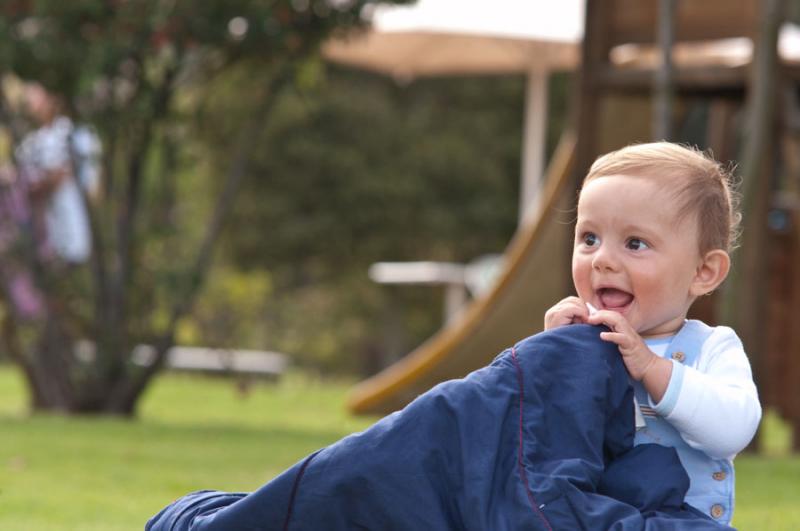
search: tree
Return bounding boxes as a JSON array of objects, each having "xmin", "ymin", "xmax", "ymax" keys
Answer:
[{"xmin": 0, "ymin": 0, "xmax": 411, "ymax": 415}]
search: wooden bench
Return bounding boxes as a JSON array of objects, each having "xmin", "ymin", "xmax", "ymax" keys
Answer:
[
  {"xmin": 165, "ymin": 346, "xmax": 289, "ymax": 380},
  {"xmin": 133, "ymin": 345, "xmax": 289, "ymax": 381}
]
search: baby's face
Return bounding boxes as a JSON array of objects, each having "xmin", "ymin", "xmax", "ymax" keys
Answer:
[{"xmin": 572, "ymin": 174, "xmax": 703, "ymax": 338}]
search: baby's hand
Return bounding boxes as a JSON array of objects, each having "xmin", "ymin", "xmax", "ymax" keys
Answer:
[
  {"xmin": 544, "ymin": 296, "xmax": 589, "ymax": 330},
  {"xmin": 586, "ymin": 310, "xmax": 657, "ymax": 381}
]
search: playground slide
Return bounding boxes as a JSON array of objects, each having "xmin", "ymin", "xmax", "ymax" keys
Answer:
[{"xmin": 349, "ymin": 131, "xmax": 577, "ymax": 415}]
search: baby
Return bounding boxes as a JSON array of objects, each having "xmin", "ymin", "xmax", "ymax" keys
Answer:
[{"xmin": 545, "ymin": 142, "xmax": 762, "ymax": 525}]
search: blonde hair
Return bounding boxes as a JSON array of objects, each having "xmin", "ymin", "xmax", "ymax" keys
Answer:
[{"xmin": 582, "ymin": 142, "xmax": 741, "ymax": 254}]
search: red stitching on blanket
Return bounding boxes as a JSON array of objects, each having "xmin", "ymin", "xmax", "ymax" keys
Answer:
[
  {"xmin": 511, "ymin": 346, "xmax": 553, "ymax": 531},
  {"xmin": 282, "ymin": 450, "xmax": 319, "ymax": 531}
]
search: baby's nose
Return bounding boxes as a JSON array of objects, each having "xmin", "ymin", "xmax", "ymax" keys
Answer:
[{"xmin": 591, "ymin": 248, "xmax": 619, "ymax": 272}]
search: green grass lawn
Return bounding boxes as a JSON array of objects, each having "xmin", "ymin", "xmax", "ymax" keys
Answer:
[{"xmin": 0, "ymin": 366, "xmax": 797, "ymax": 530}]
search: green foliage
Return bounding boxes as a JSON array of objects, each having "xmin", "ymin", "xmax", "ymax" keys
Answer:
[
  {"xmin": 0, "ymin": 1, "xmax": 397, "ymax": 105},
  {"xmin": 176, "ymin": 266, "xmax": 273, "ymax": 349},
  {"xmin": 226, "ymin": 68, "xmax": 526, "ymax": 270},
  {"xmin": 0, "ymin": 1, "xmax": 569, "ymax": 387},
  {"xmin": 0, "ymin": 0, "xmax": 413, "ymax": 413},
  {"xmin": 190, "ymin": 66, "xmax": 570, "ymax": 372}
]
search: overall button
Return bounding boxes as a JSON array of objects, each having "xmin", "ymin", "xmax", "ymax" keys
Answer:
[
  {"xmin": 710, "ymin": 504, "xmax": 725, "ymax": 519},
  {"xmin": 712, "ymin": 471, "xmax": 727, "ymax": 481},
  {"xmin": 671, "ymin": 351, "xmax": 686, "ymax": 362}
]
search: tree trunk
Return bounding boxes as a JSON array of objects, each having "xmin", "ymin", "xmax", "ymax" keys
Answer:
[{"xmin": 28, "ymin": 316, "xmax": 77, "ymax": 412}]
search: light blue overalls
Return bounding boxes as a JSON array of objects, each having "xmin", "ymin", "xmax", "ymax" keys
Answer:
[{"xmin": 635, "ymin": 320, "xmax": 735, "ymax": 525}]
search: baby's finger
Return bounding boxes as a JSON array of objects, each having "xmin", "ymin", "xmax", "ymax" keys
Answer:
[
  {"xmin": 557, "ymin": 296, "xmax": 584, "ymax": 308},
  {"xmin": 567, "ymin": 301, "xmax": 589, "ymax": 323},
  {"xmin": 600, "ymin": 332, "xmax": 625, "ymax": 345},
  {"xmin": 545, "ymin": 300, "xmax": 588, "ymax": 329},
  {"xmin": 586, "ymin": 310, "xmax": 623, "ymax": 331},
  {"xmin": 599, "ymin": 331, "xmax": 631, "ymax": 348}
]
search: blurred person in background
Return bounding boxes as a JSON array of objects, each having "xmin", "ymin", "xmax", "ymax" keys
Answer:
[{"xmin": 15, "ymin": 82, "xmax": 100, "ymax": 265}]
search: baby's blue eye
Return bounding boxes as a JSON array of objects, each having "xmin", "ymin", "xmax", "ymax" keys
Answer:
[
  {"xmin": 626, "ymin": 238, "xmax": 649, "ymax": 251},
  {"xmin": 582, "ymin": 233, "xmax": 599, "ymax": 247}
]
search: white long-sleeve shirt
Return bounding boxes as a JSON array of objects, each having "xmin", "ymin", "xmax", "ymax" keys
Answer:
[{"xmin": 647, "ymin": 324, "xmax": 762, "ymax": 460}]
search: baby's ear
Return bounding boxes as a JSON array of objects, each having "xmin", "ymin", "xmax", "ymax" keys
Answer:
[{"xmin": 690, "ymin": 249, "xmax": 730, "ymax": 297}]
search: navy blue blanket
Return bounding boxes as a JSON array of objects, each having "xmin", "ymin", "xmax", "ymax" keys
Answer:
[{"xmin": 146, "ymin": 325, "xmax": 733, "ymax": 530}]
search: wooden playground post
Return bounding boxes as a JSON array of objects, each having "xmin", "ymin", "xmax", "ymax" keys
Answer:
[
  {"xmin": 653, "ymin": 0, "xmax": 677, "ymax": 141},
  {"xmin": 719, "ymin": 0, "xmax": 784, "ymax": 441}
]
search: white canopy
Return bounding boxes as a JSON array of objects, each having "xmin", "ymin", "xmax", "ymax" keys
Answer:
[
  {"xmin": 324, "ymin": 0, "xmax": 582, "ymax": 79},
  {"xmin": 324, "ymin": 1, "xmax": 584, "ymax": 221}
]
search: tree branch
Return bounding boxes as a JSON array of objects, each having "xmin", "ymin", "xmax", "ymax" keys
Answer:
[
  {"xmin": 110, "ymin": 61, "xmax": 180, "ymax": 358},
  {"xmin": 110, "ymin": 63, "xmax": 294, "ymax": 411}
]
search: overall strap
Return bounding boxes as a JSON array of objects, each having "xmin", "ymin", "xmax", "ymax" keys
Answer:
[
  {"xmin": 634, "ymin": 320, "xmax": 715, "ymax": 421},
  {"xmin": 637, "ymin": 321, "xmax": 736, "ymax": 525},
  {"xmin": 664, "ymin": 319, "xmax": 715, "ymax": 367}
]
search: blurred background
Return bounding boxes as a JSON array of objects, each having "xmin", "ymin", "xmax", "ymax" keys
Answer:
[{"xmin": 0, "ymin": 1, "xmax": 798, "ymax": 529}]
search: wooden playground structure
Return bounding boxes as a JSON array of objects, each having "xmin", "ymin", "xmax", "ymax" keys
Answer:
[{"xmin": 333, "ymin": 0, "xmax": 800, "ymax": 449}]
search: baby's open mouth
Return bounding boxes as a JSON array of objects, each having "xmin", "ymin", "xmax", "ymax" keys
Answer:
[{"xmin": 597, "ymin": 287, "xmax": 634, "ymax": 311}]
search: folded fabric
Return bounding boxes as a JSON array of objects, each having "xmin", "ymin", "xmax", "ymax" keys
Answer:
[{"xmin": 147, "ymin": 325, "xmax": 733, "ymax": 530}]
